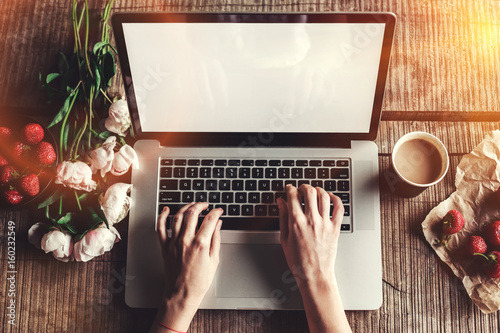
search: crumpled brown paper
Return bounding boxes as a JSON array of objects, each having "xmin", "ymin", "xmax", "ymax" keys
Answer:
[{"xmin": 422, "ymin": 130, "xmax": 500, "ymax": 314}]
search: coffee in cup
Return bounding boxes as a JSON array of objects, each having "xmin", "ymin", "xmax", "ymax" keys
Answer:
[{"xmin": 390, "ymin": 132, "xmax": 449, "ymax": 197}]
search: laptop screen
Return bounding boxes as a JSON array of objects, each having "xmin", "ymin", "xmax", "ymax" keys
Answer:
[{"xmin": 113, "ymin": 13, "xmax": 396, "ymax": 146}]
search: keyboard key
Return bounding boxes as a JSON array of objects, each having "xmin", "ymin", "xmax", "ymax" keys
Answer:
[
  {"xmin": 324, "ymin": 181, "xmax": 336, "ymax": 192},
  {"xmin": 206, "ymin": 180, "xmax": 217, "ymax": 190},
  {"xmin": 160, "ymin": 179, "xmax": 177, "ymax": 190},
  {"xmin": 305, "ymin": 168, "xmax": 316, "ymax": 179},
  {"xmin": 239, "ymin": 168, "xmax": 251, "ymax": 178},
  {"xmin": 262, "ymin": 192, "xmax": 274, "ymax": 203},
  {"xmin": 228, "ymin": 159, "xmax": 240, "ymax": 166},
  {"xmin": 226, "ymin": 167, "xmax": 237, "ymax": 178},
  {"xmin": 258, "ymin": 180, "xmax": 270, "ymax": 191},
  {"xmin": 269, "ymin": 205, "xmax": 279, "ymax": 216},
  {"xmin": 331, "ymin": 168, "xmax": 349, "ymax": 179},
  {"xmin": 174, "ymin": 159, "xmax": 187, "ymax": 166},
  {"xmin": 337, "ymin": 160, "xmax": 349, "ymax": 167},
  {"xmin": 284, "ymin": 180, "xmax": 296, "ymax": 187},
  {"xmin": 193, "ymin": 180, "xmax": 204, "ymax": 190},
  {"xmin": 186, "ymin": 167, "xmax": 198, "ymax": 178},
  {"xmin": 182, "ymin": 192, "xmax": 194, "ymax": 202},
  {"xmin": 341, "ymin": 224, "xmax": 351, "ymax": 231},
  {"xmin": 323, "ymin": 160, "xmax": 336, "ymax": 166},
  {"xmin": 275, "ymin": 192, "xmax": 286, "ymax": 202},
  {"xmin": 222, "ymin": 192, "xmax": 234, "ymax": 203},
  {"xmin": 179, "ymin": 180, "xmax": 191, "ymax": 190},
  {"xmin": 255, "ymin": 205, "xmax": 267, "ymax": 216},
  {"xmin": 291, "ymin": 168, "xmax": 303, "ymax": 179},
  {"xmin": 283, "ymin": 160, "xmax": 294, "ymax": 166},
  {"xmin": 174, "ymin": 167, "xmax": 185, "ymax": 178},
  {"xmin": 228, "ymin": 205, "xmax": 240, "ymax": 216},
  {"xmin": 242, "ymin": 205, "xmax": 253, "ymax": 216},
  {"xmin": 256, "ymin": 160, "xmax": 268, "ymax": 166},
  {"xmin": 188, "ymin": 159, "xmax": 200, "ymax": 166},
  {"xmin": 219, "ymin": 180, "xmax": 230, "ymax": 190},
  {"xmin": 213, "ymin": 167, "xmax": 224, "ymax": 178},
  {"xmin": 158, "ymin": 203, "xmax": 183, "ymax": 215},
  {"xmin": 214, "ymin": 204, "xmax": 227, "ymax": 215},
  {"xmin": 344, "ymin": 205, "xmax": 350, "ymax": 216},
  {"xmin": 278, "ymin": 168, "xmax": 290, "ymax": 178},
  {"xmin": 265, "ymin": 168, "xmax": 277, "ymax": 178},
  {"xmin": 296, "ymin": 160, "xmax": 308, "ymax": 166},
  {"xmin": 200, "ymin": 168, "xmax": 211, "ymax": 178},
  {"xmin": 318, "ymin": 168, "xmax": 329, "ymax": 179},
  {"xmin": 248, "ymin": 192, "xmax": 260, "ymax": 203},
  {"xmin": 235, "ymin": 192, "xmax": 247, "ymax": 203},
  {"xmin": 311, "ymin": 180, "xmax": 323, "ymax": 187},
  {"xmin": 215, "ymin": 159, "xmax": 227, "ymax": 166},
  {"xmin": 310, "ymin": 160, "xmax": 321, "ymax": 166},
  {"xmin": 196, "ymin": 192, "xmax": 207, "ymax": 202},
  {"xmin": 270, "ymin": 160, "xmax": 281, "ymax": 166},
  {"xmin": 161, "ymin": 159, "xmax": 173, "ymax": 166},
  {"xmin": 245, "ymin": 180, "xmax": 257, "ymax": 190},
  {"xmin": 252, "ymin": 168, "xmax": 264, "ymax": 178},
  {"xmin": 160, "ymin": 192, "xmax": 181, "ymax": 203},
  {"xmin": 338, "ymin": 181, "xmax": 350, "ymax": 191},
  {"xmin": 209, "ymin": 192, "xmax": 220, "ymax": 203},
  {"xmin": 201, "ymin": 159, "xmax": 214, "ymax": 166},
  {"xmin": 335, "ymin": 193, "xmax": 350, "ymax": 203},
  {"xmin": 232, "ymin": 180, "xmax": 244, "ymax": 190},
  {"xmin": 298, "ymin": 180, "xmax": 309, "ymax": 187},
  {"xmin": 161, "ymin": 167, "xmax": 172, "ymax": 178},
  {"xmin": 200, "ymin": 204, "xmax": 213, "ymax": 216},
  {"xmin": 242, "ymin": 160, "xmax": 254, "ymax": 166},
  {"xmin": 272, "ymin": 180, "xmax": 284, "ymax": 191}
]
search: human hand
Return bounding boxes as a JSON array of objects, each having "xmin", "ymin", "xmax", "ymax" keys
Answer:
[
  {"xmin": 153, "ymin": 202, "xmax": 223, "ymax": 333},
  {"xmin": 277, "ymin": 184, "xmax": 344, "ymax": 289}
]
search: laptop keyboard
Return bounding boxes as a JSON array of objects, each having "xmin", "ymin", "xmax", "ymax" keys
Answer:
[{"xmin": 157, "ymin": 158, "xmax": 352, "ymax": 232}]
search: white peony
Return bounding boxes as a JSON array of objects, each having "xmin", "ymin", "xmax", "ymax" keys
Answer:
[
  {"xmin": 110, "ymin": 144, "xmax": 139, "ymax": 176},
  {"xmin": 100, "ymin": 183, "xmax": 132, "ymax": 225},
  {"xmin": 73, "ymin": 223, "xmax": 121, "ymax": 262},
  {"xmin": 89, "ymin": 136, "xmax": 116, "ymax": 177},
  {"xmin": 41, "ymin": 229, "xmax": 74, "ymax": 262},
  {"xmin": 105, "ymin": 99, "xmax": 131, "ymax": 137},
  {"xmin": 55, "ymin": 161, "xmax": 97, "ymax": 192}
]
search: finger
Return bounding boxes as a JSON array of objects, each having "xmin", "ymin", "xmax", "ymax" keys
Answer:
[
  {"xmin": 157, "ymin": 206, "xmax": 170, "ymax": 246},
  {"xmin": 172, "ymin": 202, "xmax": 195, "ymax": 241},
  {"xmin": 298, "ymin": 184, "xmax": 319, "ymax": 217},
  {"xmin": 316, "ymin": 187, "xmax": 331, "ymax": 218},
  {"xmin": 210, "ymin": 219, "xmax": 223, "ymax": 258},
  {"xmin": 277, "ymin": 198, "xmax": 289, "ymax": 242},
  {"xmin": 286, "ymin": 184, "xmax": 304, "ymax": 219},
  {"xmin": 180, "ymin": 202, "xmax": 209, "ymax": 239},
  {"xmin": 197, "ymin": 207, "xmax": 224, "ymax": 243},
  {"xmin": 329, "ymin": 193, "xmax": 344, "ymax": 229}
]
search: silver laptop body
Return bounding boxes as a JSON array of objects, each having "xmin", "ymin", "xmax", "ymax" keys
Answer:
[{"xmin": 112, "ymin": 12, "xmax": 396, "ymax": 310}]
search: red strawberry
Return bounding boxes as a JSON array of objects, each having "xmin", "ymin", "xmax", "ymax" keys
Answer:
[
  {"xmin": 0, "ymin": 154, "xmax": 7, "ymax": 166},
  {"xmin": 0, "ymin": 126, "xmax": 12, "ymax": 139},
  {"xmin": 23, "ymin": 123, "xmax": 44, "ymax": 145},
  {"xmin": 20, "ymin": 173, "xmax": 39, "ymax": 197},
  {"xmin": 484, "ymin": 221, "xmax": 500, "ymax": 247},
  {"xmin": 441, "ymin": 210, "xmax": 465, "ymax": 234},
  {"xmin": 0, "ymin": 166, "xmax": 17, "ymax": 184},
  {"xmin": 35, "ymin": 141, "xmax": 56, "ymax": 165},
  {"xmin": 3, "ymin": 189, "xmax": 23, "ymax": 205},
  {"xmin": 484, "ymin": 250, "xmax": 500, "ymax": 279},
  {"xmin": 466, "ymin": 235, "xmax": 487, "ymax": 256},
  {"xmin": 13, "ymin": 141, "xmax": 30, "ymax": 160}
]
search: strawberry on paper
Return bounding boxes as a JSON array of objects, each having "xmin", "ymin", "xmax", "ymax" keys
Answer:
[
  {"xmin": 465, "ymin": 235, "xmax": 487, "ymax": 256},
  {"xmin": 437, "ymin": 210, "xmax": 465, "ymax": 246},
  {"xmin": 484, "ymin": 221, "xmax": 500, "ymax": 247}
]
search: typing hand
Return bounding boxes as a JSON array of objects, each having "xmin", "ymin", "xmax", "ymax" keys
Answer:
[{"xmin": 153, "ymin": 202, "xmax": 223, "ymax": 333}]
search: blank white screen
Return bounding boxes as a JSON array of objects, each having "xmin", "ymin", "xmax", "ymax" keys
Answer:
[{"xmin": 123, "ymin": 22, "xmax": 385, "ymax": 133}]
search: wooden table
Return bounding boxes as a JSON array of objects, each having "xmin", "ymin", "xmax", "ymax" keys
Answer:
[{"xmin": 1, "ymin": 0, "xmax": 500, "ymax": 332}]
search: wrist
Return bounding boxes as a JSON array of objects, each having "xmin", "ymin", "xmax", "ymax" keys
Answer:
[
  {"xmin": 298, "ymin": 274, "xmax": 338, "ymax": 299},
  {"xmin": 156, "ymin": 292, "xmax": 199, "ymax": 332}
]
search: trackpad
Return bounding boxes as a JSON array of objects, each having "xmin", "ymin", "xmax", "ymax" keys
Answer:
[{"xmin": 216, "ymin": 244, "xmax": 291, "ymax": 298}]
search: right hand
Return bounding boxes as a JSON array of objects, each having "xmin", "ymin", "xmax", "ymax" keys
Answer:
[{"xmin": 277, "ymin": 184, "xmax": 344, "ymax": 288}]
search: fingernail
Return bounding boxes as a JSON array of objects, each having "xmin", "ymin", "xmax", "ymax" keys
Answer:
[{"xmin": 162, "ymin": 207, "xmax": 168, "ymax": 212}]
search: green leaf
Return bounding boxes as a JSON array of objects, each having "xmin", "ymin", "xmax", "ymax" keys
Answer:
[
  {"xmin": 62, "ymin": 120, "xmax": 70, "ymax": 151},
  {"xmin": 97, "ymin": 130, "xmax": 112, "ymax": 140},
  {"xmin": 38, "ymin": 189, "xmax": 63, "ymax": 209},
  {"xmin": 58, "ymin": 52, "xmax": 70, "ymax": 73},
  {"xmin": 57, "ymin": 212, "xmax": 72, "ymax": 225},
  {"xmin": 46, "ymin": 73, "xmax": 61, "ymax": 84},
  {"xmin": 101, "ymin": 52, "xmax": 116, "ymax": 88},
  {"xmin": 48, "ymin": 88, "xmax": 78, "ymax": 128}
]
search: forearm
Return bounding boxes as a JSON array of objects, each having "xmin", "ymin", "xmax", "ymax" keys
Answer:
[
  {"xmin": 149, "ymin": 294, "xmax": 198, "ymax": 333},
  {"xmin": 299, "ymin": 277, "xmax": 352, "ymax": 333}
]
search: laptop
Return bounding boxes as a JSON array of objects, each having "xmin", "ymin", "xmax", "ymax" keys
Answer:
[{"xmin": 112, "ymin": 12, "xmax": 396, "ymax": 310}]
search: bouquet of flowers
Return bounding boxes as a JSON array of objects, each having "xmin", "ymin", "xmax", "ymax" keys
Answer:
[{"xmin": 28, "ymin": 0, "xmax": 137, "ymax": 262}]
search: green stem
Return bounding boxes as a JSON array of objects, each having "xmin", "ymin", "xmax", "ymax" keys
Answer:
[
  {"xmin": 74, "ymin": 190, "xmax": 82, "ymax": 211},
  {"xmin": 59, "ymin": 87, "xmax": 80, "ymax": 162},
  {"xmin": 88, "ymin": 85, "xmax": 94, "ymax": 149},
  {"xmin": 84, "ymin": 0, "xmax": 93, "ymax": 78},
  {"xmin": 100, "ymin": 88, "xmax": 113, "ymax": 103},
  {"xmin": 73, "ymin": 111, "xmax": 88, "ymax": 160},
  {"xmin": 59, "ymin": 196, "xmax": 63, "ymax": 215}
]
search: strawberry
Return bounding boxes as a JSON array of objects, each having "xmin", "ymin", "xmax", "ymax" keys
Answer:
[
  {"xmin": 13, "ymin": 141, "xmax": 30, "ymax": 160},
  {"xmin": 20, "ymin": 173, "xmax": 39, "ymax": 197},
  {"xmin": 484, "ymin": 221, "xmax": 500, "ymax": 247},
  {"xmin": 483, "ymin": 250, "xmax": 500, "ymax": 279},
  {"xmin": 0, "ymin": 126, "xmax": 12, "ymax": 139},
  {"xmin": 23, "ymin": 123, "xmax": 44, "ymax": 145},
  {"xmin": 35, "ymin": 141, "xmax": 56, "ymax": 165},
  {"xmin": 0, "ymin": 153, "xmax": 7, "ymax": 167},
  {"xmin": 3, "ymin": 189, "xmax": 23, "ymax": 205},
  {"xmin": 441, "ymin": 210, "xmax": 465, "ymax": 234},
  {"xmin": 465, "ymin": 235, "xmax": 487, "ymax": 256},
  {"xmin": 0, "ymin": 166, "xmax": 17, "ymax": 184}
]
